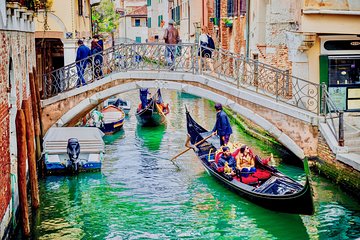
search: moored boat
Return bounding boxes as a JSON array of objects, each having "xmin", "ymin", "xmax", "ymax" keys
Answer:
[
  {"xmin": 100, "ymin": 105, "xmax": 125, "ymax": 135},
  {"xmin": 43, "ymin": 127, "xmax": 105, "ymax": 174},
  {"xmin": 135, "ymin": 89, "xmax": 169, "ymax": 126},
  {"xmin": 104, "ymin": 97, "xmax": 131, "ymax": 115},
  {"xmin": 185, "ymin": 108, "xmax": 314, "ymax": 215}
]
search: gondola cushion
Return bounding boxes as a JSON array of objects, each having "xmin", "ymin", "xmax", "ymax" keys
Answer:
[
  {"xmin": 252, "ymin": 169, "xmax": 271, "ymax": 180},
  {"xmin": 241, "ymin": 175, "xmax": 258, "ymax": 185},
  {"xmin": 215, "ymin": 152, "xmax": 223, "ymax": 164}
]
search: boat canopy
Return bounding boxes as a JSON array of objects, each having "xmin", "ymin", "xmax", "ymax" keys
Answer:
[{"xmin": 43, "ymin": 127, "xmax": 105, "ymax": 154}]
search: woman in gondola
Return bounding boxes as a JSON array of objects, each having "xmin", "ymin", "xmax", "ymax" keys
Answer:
[{"xmin": 235, "ymin": 145, "xmax": 256, "ymax": 177}]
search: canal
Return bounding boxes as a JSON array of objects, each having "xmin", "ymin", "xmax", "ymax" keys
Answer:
[{"xmin": 27, "ymin": 90, "xmax": 360, "ymax": 239}]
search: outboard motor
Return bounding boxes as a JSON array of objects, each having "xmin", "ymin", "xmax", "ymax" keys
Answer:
[{"xmin": 67, "ymin": 138, "xmax": 80, "ymax": 173}]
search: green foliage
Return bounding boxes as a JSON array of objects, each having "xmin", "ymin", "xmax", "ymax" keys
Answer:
[{"xmin": 92, "ymin": 0, "xmax": 120, "ymax": 34}]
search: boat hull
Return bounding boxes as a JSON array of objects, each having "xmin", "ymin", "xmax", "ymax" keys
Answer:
[
  {"xmin": 135, "ymin": 108, "xmax": 165, "ymax": 126},
  {"xmin": 100, "ymin": 119, "xmax": 124, "ymax": 135}
]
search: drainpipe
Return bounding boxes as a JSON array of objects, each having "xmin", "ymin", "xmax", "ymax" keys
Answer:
[{"xmin": 245, "ymin": 0, "xmax": 250, "ymax": 58}]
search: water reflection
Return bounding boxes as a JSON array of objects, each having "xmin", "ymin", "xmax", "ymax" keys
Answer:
[{"xmin": 135, "ymin": 124, "xmax": 166, "ymax": 151}]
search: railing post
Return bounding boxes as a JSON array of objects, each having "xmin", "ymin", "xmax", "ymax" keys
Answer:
[
  {"xmin": 321, "ymin": 83, "xmax": 327, "ymax": 117},
  {"xmin": 275, "ymin": 71, "xmax": 279, "ymax": 101},
  {"xmin": 254, "ymin": 60, "xmax": 259, "ymax": 92},
  {"xmin": 285, "ymin": 70, "xmax": 289, "ymax": 97},
  {"xmin": 339, "ymin": 111, "xmax": 345, "ymax": 146}
]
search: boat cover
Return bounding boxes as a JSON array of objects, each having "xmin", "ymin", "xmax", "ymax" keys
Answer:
[{"xmin": 43, "ymin": 127, "xmax": 105, "ymax": 154}]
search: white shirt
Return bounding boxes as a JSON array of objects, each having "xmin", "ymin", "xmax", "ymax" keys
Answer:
[{"xmin": 199, "ymin": 33, "xmax": 208, "ymax": 45}]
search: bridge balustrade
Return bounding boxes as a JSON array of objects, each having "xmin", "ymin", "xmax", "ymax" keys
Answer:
[{"xmin": 41, "ymin": 43, "xmax": 320, "ymax": 114}]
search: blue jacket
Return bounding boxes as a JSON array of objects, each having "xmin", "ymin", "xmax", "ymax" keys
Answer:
[
  {"xmin": 218, "ymin": 154, "xmax": 236, "ymax": 170},
  {"xmin": 76, "ymin": 44, "xmax": 91, "ymax": 66},
  {"xmin": 212, "ymin": 110, "xmax": 233, "ymax": 136}
]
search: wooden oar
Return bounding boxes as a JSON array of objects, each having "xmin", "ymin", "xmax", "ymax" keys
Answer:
[{"xmin": 171, "ymin": 133, "xmax": 214, "ymax": 161}]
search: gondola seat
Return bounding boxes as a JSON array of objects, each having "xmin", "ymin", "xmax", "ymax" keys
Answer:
[
  {"xmin": 252, "ymin": 169, "xmax": 271, "ymax": 180},
  {"xmin": 240, "ymin": 175, "xmax": 258, "ymax": 185}
]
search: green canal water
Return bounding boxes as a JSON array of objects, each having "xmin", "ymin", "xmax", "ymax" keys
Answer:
[{"xmin": 26, "ymin": 90, "xmax": 360, "ymax": 239}]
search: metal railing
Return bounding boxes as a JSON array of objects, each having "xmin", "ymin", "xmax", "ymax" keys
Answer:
[
  {"xmin": 321, "ymin": 83, "xmax": 345, "ymax": 146},
  {"xmin": 41, "ymin": 43, "xmax": 321, "ymax": 114}
]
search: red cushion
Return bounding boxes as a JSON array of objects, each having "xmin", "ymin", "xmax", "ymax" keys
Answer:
[
  {"xmin": 217, "ymin": 167, "xmax": 224, "ymax": 173},
  {"xmin": 231, "ymin": 148, "xmax": 240, "ymax": 158},
  {"xmin": 253, "ymin": 169, "xmax": 271, "ymax": 180},
  {"xmin": 241, "ymin": 175, "xmax": 258, "ymax": 185}
]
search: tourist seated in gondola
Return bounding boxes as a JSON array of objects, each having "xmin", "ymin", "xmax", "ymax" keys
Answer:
[
  {"xmin": 235, "ymin": 145, "xmax": 256, "ymax": 177},
  {"xmin": 217, "ymin": 146, "xmax": 236, "ymax": 176}
]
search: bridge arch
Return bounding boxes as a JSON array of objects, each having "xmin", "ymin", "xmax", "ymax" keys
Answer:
[{"xmin": 41, "ymin": 72, "xmax": 318, "ymax": 159}]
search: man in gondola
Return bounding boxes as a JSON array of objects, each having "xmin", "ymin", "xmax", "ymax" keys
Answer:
[
  {"xmin": 139, "ymin": 88, "xmax": 150, "ymax": 109},
  {"xmin": 212, "ymin": 103, "xmax": 233, "ymax": 146},
  {"xmin": 218, "ymin": 146, "xmax": 236, "ymax": 174}
]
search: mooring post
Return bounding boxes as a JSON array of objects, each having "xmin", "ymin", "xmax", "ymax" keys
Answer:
[
  {"xmin": 23, "ymin": 99, "xmax": 40, "ymax": 209},
  {"xmin": 15, "ymin": 109, "xmax": 30, "ymax": 237},
  {"xmin": 339, "ymin": 111, "xmax": 345, "ymax": 147},
  {"xmin": 29, "ymin": 72, "xmax": 42, "ymax": 161}
]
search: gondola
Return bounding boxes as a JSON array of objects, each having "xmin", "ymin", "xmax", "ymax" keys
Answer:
[
  {"xmin": 136, "ymin": 89, "xmax": 169, "ymax": 126},
  {"xmin": 99, "ymin": 105, "xmax": 125, "ymax": 135},
  {"xmin": 186, "ymin": 108, "xmax": 315, "ymax": 215}
]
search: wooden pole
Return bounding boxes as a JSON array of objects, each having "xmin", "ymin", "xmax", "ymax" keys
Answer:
[
  {"xmin": 170, "ymin": 133, "xmax": 214, "ymax": 161},
  {"xmin": 16, "ymin": 109, "xmax": 30, "ymax": 237},
  {"xmin": 29, "ymin": 72, "xmax": 42, "ymax": 161},
  {"xmin": 32, "ymin": 67, "xmax": 44, "ymax": 138},
  {"xmin": 23, "ymin": 99, "xmax": 40, "ymax": 209}
]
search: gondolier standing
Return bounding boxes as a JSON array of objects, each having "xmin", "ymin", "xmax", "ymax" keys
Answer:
[
  {"xmin": 212, "ymin": 103, "xmax": 232, "ymax": 146},
  {"xmin": 139, "ymin": 88, "xmax": 150, "ymax": 109}
]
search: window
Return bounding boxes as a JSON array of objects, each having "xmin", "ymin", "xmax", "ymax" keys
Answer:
[
  {"xmin": 147, "ymin": 0, "xmax": 151, "ymax": 6},
  {"xmin": 171, "ymin": 6, "xmax": 180, "ymax": 24},
  {"xmin": 135, "ymin": 19, "xmax": 140, "ymax": 27},
  {"xmin": 328, "ymin": 56, "xmax": 360, "ymax": 86},
  {"xmin": 214, "ymin": 0, "xmax": 220, "ymax": 24},
  {"xmin": 158, "ymin": 15, "xmax": 163, "ymax": 27},
  {"xmin": 135, "ymin": 37, "xmax": 142, "ymax": 43},
  {"xmin": 78, "ymin": 0, "xmax": 83, "ymax": 16},
  {"xmin": 147, "ymin": 17, "xmax": 151, "ymax": 28}
]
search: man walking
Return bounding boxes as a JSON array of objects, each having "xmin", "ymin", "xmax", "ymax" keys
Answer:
[
  {"xmin": 163, "ymin": 19, "xmax": 180, "ymax": 70},
  {"xmin": 76, "ymin": 39, "xmax": 91, "ymax": 87}
]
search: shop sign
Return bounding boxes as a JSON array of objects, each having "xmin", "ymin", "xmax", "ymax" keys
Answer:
[{"xmin": 329, "ymin": 87, "xmax": 347, "ymax": 111}]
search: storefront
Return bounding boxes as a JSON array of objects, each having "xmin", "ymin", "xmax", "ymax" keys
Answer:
[{"xmin": 320, "ymin": 35, "xmax": 360, "ymax": 111}]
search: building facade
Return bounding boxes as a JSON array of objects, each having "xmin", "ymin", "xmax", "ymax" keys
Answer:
[
  {"xmin": 118, "ymin": 1, "xmax": 148, "ymax": 43},
  {"xmin": 147, "ymin": 0, "xmax": 169, "ymax": 42},
  {"xmin": 34, "ymin": 0, "xmax": 92, "ymax": 80},
  {"xmin": 0, "ymin": 1, "xmax": 36, "ymax": 239}
]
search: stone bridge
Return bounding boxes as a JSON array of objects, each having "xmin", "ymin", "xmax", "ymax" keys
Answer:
[{"xmin": 40, "ymin": 43, "xmax": 322, "ymax": 159}]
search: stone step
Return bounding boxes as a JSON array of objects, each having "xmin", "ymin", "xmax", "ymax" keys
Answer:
[{"xmin": 348, "ymin": 146, "xmax": 360, "ymax": 154}]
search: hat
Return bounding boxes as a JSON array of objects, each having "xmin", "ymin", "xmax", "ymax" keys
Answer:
[
  {"xmin": 77, "ymin": 39, "xmax": 83, "ymax": 45},
  {"xmin": 214, "ymin": 103, "xmax": 222, "ymax": 110},
  {"xmin": 222, "ymin": 146, "xmax": 230, "ymax": 152},
  {"xmin": 169, "ymin": 19, "xmax": 175, "ymax": 25}
]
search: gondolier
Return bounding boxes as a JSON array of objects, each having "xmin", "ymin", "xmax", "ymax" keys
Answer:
[
  {"xmin": 212, "ymin": 103, "xmax": 232, "ymax": 146},
  {"xmin": 139, "ymin": 88, "xmax": 150, "ymax": 109}
]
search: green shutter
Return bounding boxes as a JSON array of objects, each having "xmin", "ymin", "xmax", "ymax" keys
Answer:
[
  {"xmin": 135, "ymin": 37, "xmax": 142, "ymax": 43},
  {"xmin": 148, "ymin": 17, "xmax": 151, "ymax": 28},
  {"xmin": 147, "ymin": 0, "xmax": 151, "ymax": 6},
  {"xmin": 319, "ymin": 55, "xmax": 329, "ymax": 86}
]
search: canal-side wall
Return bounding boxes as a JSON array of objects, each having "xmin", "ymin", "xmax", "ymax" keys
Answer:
[
  {"xmin": 0, "ymin": 4, "xmax": 36, "ymax": 239},
  {"xmin": 316, "ymin": 134, "xmax": 360, "ymax": 199}
]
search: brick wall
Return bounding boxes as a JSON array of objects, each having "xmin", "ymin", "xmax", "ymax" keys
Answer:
[
  {"xmin": 0, "ymin": 30, "xmax": 34, "ymax": 224},
  {"xmin": 0, "ymin": 31, "xmax": 11, "ymax": 221}
]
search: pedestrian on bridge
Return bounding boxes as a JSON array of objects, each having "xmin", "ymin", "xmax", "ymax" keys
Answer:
[
  {"xmin": 163, "ymin": 19, "xmax": 180, "ymax": 70},
  {"xmin": 76, "ymin": 39, "xmax": 91, "ymax": 87},
  {"xmin": 212, "ymin": 103, "xmax": 233, "ymax": 146}
]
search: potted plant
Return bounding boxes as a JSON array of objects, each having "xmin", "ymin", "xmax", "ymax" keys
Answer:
[{"xmin": 223, "ymin": 18, "xmax": 233, "ymax": 28}]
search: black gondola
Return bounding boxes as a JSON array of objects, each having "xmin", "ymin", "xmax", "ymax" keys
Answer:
[
  {"xmin": 186, "ymin": 108, "xmax": 315, "ymax": 215},
  {"xmin": 136, "ymin": 89, "xmax": 169, "ymax": 126}
]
